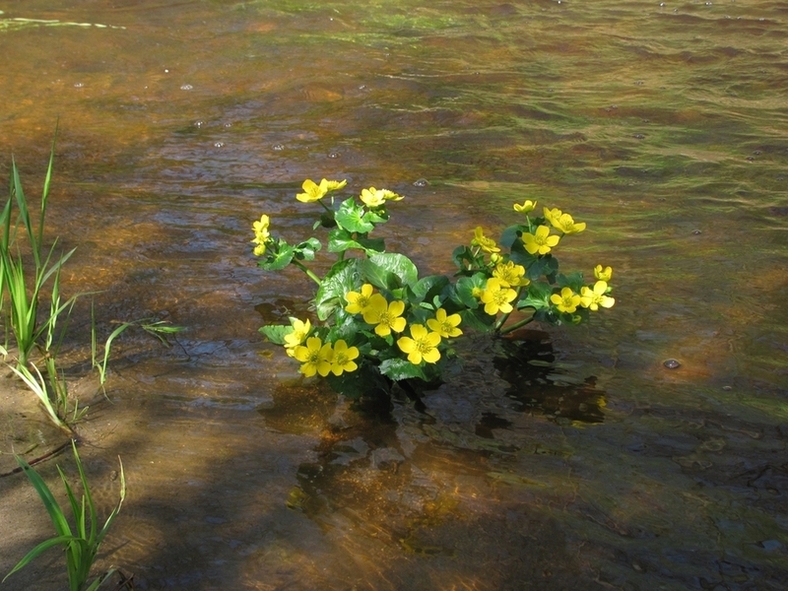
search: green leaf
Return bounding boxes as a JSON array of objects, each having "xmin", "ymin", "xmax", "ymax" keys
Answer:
[
  {"xmin": 259, "ymin": 324, "xmax": 291, "ymax": 345},
  {"xmin": 359, "ymin": 258, "xmax": 399, "ymax": 291},
  {"xmin": 454, "ymin": 273, "xmax": 487, "ymax": 308},
  {"xmin": 499, "ymin": 224, "xmax": 524, "ymax": 249},
  {"xmin": 368, "ymin": 253, "xmax": 419, "ymax": 287},
  {"xmin": 410, "ymin": 274, "xmax": 450, "ymax": 304},
  {"xmin": 335, "ymin": 197, "xmax": 374, "ymax": 233},
  {"xmin": 15, "ymin": 458, "xmax": 72, "ymax": 538},
  {"xmin": 362, "ymin": 208, "xmax": 389, "ymax": 225},
  {"xmin": 379, "ymin": 357, "xmax": 428, "ymax": 381},
  {"xmin": 295, "ymin": 237, "xmax": 321, "ymax": 261},
  {"xmin": 318, "ymin": 210, "xmax": 337, "ymax": 229},
  {"xmin": 325, "ymin": 363, "xmax": 391, "ymax": 399},
  {"xmin": 326, "ymin": 311, "xmax": 363, "ymax": 344},
  {"xmin": 3, "ymin": 536, "xmax": 78, "ymax": 583},
  {"xmin": 258, "ymin": 242, "xmax": 295, "ymax": 271},
  {"xmin": 460, "ymin": 307, "xmax": 496, "ymax": 332},
  {"xmin": 315, "ymin": 259, "xmax": 360, "ymax": 321},
  {"xmin": 557, "ymin": 271, "xmax": 584, "ymax": 292},
  {"xmin": 327, "ymin": 228, "xmax": 385, "ymax": 254},
  {"xmin": 517, "ymin": 282, "xmax": 552, "ymax": 311},
  {"xmin": 452, "ymin": 245, "xmax": 475, "ymax": 271},
  {"xmin": 508, "ymin": 239, "xmax": 537, "ymax": 270}
]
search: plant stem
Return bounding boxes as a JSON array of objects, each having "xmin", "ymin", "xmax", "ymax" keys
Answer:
[
  {"xmin": 291, "ymin": 260, "xmax": 322, "ymax": 286},
  {"xmin": 498, "ymin": 313, "xmax": 536, "ymax": 335},
  {"xmin": 493, "ymin": 310, "xmax": 511, "ymax": 333}
]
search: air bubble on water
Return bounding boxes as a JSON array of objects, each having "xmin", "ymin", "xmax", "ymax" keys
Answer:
[
  {"xmin": 164, "ymin": 69, "xmax": 170, "ymax": 73},
  {"xmin": 181, "ymin": 84, "xmax": 194, "ymax": 91},
  {"xmin": 224, "ymin": 122, "xmax": 233, "ymax": 128},
  {"xmin": 663, "ymin": 359, "xmax": 681, "ymax": 369},
  {"xmin": 194, "ymin": 120, "xmax": 205, "ymax": 128},
  {"xmin": 272, "ymin": 143, "xmax": 285, "ymax": 151},
  {"xmin": 214, "ymin": 141, "xmax": 225, "ymax": 148},
  {"xmin": 328, "ymin": 152, "xmax": 340, "ymax": 159},
  {"xmin": 412, "ymin": 178, "xmax": 429, "ymax": 187},
  {"xmin": 692, "ymin": 229, "xmax": 702, "ymax": 235},
  {"xmin": 74, "ymin": 82, "xmax": 84, "ymax": 88}
]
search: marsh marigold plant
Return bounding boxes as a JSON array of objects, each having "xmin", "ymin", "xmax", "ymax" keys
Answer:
[{"xmin": 249, "ymin": 179, "xmax": 616, "ymax": 400}]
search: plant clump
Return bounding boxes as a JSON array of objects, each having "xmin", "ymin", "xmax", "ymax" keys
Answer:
[{"xmin": 251, "ymin": 179, "xmax": 615, "ymax": 400}]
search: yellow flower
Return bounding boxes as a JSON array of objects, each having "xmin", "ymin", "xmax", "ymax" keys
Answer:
[
  {"xmin": 362, "ymin": 295, "xmax": 407, "ymax": 337},
  {"xmin": 360, "ymin": 187, "xmax": 387, "ymax": 208},
  {"xmin": 284, "ymin": 318, "xmax": 312, "ymax": 356},
  {"xmin": 325, "ymin": 179, "xmax": 348, "ymax": 192},
  {"xmin": 481, "ymin": 278, "xmax": 518, "ymax": 315},
  {"xmin": 345, "ymin": 284, "xmax": 376, "ymax": 315},
  {"xmin": 551, "ymin": 212, "xmax": 586, "ymax": 235},
  {"xmin": 492, "ymin": 261, "xmax": 530, "ymax": 288},
  {"xmin": 251, "ymin": 214, "xmax": 271, "ymax": 256},
  {"xmin": 594, "ymin": 265, "xmax": 613, "ymax": 282},
  {"xmin": 522, "ymin": 225, "xmax": 560, "ymax": 255},
  {"xmin": 252, "ymin": 214, "xmax": 270, "ymax": 245},
  {"xmin": 513, "ymin": 200, "xmax": 537, "ymax": 213},
  {"xmin": 293, "ymin": 336, "xmax": 333, "ymax": 377},
  {"xmin": 550, "ymin": 287, "xmax": 581, "ymax": 313},
  {"xmin": 427, "ymin": 308, "xmax": 463, "ymax": 338},
  {"xmin": 580, "ymin": 281, "xmax": 615, "ymax": 311},
  {"xmin": 296, "ymin": 179, "xmax": 329, "ymax": 203},
  {"xmin": 330, "ymin": 339, "xmax": 360, "ymax": 376},
  {"xmin": 382, "ymin": 189, "xmax": 404, "ymax": 202},
  {"xmin": 397, "ymin": 324, "xmax": 442, "ymax": 365},
  {"xmin": 543, "ymin": 207, "xmax": 562, "ymax": 225},
  {"xmin": 471, "ymin": 226, "xmax": 501, "ymax": 254}
]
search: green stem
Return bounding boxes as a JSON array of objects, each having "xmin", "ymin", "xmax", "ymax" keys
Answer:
[
  {"xmin": 291, "ymin": 260, "xmax": 321, "ymax": 286},
  {"xmin": 498, "ymin": 313, "xmax": 536, "ymax": 335},
  {"xmin": 493, "ymin": 310, "xmax": 511, "ymax": 333}
]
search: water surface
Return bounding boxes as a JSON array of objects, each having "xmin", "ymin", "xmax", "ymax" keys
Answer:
[{"xmin": 1, "ymin": 1, "xmax": 787, "ymax": 589}]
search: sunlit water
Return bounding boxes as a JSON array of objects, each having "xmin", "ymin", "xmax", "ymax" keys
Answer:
[{"xmin": 1, "ymin": 1, "xmax": 787, "ymax": 589}]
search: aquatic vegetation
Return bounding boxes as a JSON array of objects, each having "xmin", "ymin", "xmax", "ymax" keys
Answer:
[
  {"xmin": 2, "ymin": 136, "xmax": 183, "ymax": 428},
  {"xmin": 90, "ymin": 303, "xmax": 185, "ymax": 394},
  {"xmin": 2, "ymin": 440, "xmax": 126, "ymax": 591},
  {"xmin": 250, "ymin": 179, "xmax": 616, "ymax": 400},
  {"xmin": 1, "ymin": 137, "xmax": 77, "ymax": 369}
]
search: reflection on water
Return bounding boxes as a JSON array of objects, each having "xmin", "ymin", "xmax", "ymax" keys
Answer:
[{"xmin": 1, "ymin": 0, "xmax": 788, "ymax": 589}]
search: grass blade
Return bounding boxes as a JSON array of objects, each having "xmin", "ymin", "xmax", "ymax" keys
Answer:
[{"xmin": 1, "ymin": 536, "xmax": 77, "ymax": 582}]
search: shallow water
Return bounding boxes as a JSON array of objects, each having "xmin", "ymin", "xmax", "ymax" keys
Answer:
[{"xmin": 1, "ymin": 0, "xmax": 787, "ymax": 589}]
